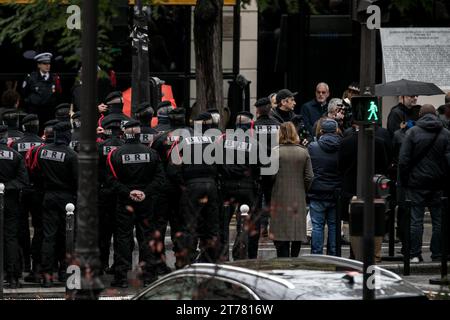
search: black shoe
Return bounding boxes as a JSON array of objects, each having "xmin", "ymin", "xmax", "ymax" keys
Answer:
[
  {"xmin": 110, "ymin": 278, "xmax": 128, "ymax": 288},
  {"xmin": 24, "ymin": 272, "xmax": 41, "ymax": 283}
]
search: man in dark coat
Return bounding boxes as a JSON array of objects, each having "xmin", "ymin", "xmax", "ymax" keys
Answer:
[
  {"xmin": 398, "ymin": 104, "xmax": 450, "ymax": 262},
  {"xmin": 387, "ymin": 96, "xmax": 421, "ymax": 138},
  {"xmin": 298, "ymin": 82, "xmax": 330, "ymax": 136},
  {"xmin": 135, "ymin": 102, "xmax": 158, "ymax": 147}
]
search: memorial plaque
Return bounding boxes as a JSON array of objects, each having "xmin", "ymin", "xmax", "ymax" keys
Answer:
[{"xmin": 380, "ymin": 28, "xmax": 450, "ymax": 90}]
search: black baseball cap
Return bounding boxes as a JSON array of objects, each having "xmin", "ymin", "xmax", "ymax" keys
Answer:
[{"xmin": 276, "ymin": 89, "xmax": 298, "ymax": 103}]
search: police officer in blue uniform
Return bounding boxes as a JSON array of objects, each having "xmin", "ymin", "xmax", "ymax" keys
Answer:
[
  {"xmin": 36, "ymin": 122, "xmax": 78, "ymax": 287},
  {"xmin": 0, "ymin": 125, "xmax": 29, "ymax": 288},
  {"xmin": 106, "ymin": 120, "xmax": 165, "ymax": 287},
  {"xmin": 22, "ymin": 53, "xmax": 60, "ymax": 134}
]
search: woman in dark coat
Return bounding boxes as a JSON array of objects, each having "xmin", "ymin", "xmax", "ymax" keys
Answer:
[{"xmin": 270, "ymin": 122, "xmax": 314, "ymax": 257}]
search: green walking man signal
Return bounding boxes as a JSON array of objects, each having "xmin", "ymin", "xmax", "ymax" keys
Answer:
[
  {"xmin": 368, "ymin": 101, "xmax": 378, "ymax": 121},
  {"xmin": 351, "ymin": 96, "xmax": 381, "ymax": 124}
]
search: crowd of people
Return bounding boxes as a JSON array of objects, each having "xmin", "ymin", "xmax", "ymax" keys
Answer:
[{"xmin": 1, "ymin": 52, "xmax": 450, "ymax": 290}]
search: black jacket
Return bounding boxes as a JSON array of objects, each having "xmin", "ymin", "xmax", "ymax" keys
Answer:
[
  {"xmin": 0, "ymin": 141, "xmax": 29, "ymax": 191},
  {"xmin": 22, "ymin": 71, "xmax": 59, "ymax": 111},
  {"xmin": 107, "ymin": 137, "xmax": 165, "ymax": 198},
  {"xmin": 36, "ymin": 142, "xmax": 78, "ymax": 193},
  {"xmin": 97, "ymin": 135, "xmax": 124, "ymax": 189},
  {"xmin": 398, "ymin": 114, "xmax": 450, "ymax": 190},
  {"xmin": 307, "ymin": 133, "xmax": 341, "ymax": 200},
  {"xmin": 387, "ymin": 103, "xmax": 420, "ymax": 137},
  {"xmin": 270, "ymin": 107, "xmax": 295, "ymax": 123},
  {"xmin": 11, "ymin": 132, "xmax": 43, "ymax": 157},
  {"xmin": 338, "ymin": 129, "xmax": 390, "ymax": 197}
]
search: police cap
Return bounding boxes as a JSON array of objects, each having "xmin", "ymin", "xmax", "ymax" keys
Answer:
[
  {"xmin": 44, "ymin": 119, "xmax": 60, "ymax": 129},
  {"xmin": 254, "ymin": 97, "xmax": 271, "ymax": 108},
  {"xmin": 53, "ymin": 121, "xmax": 72, "ymax": 133},
  {"xmin": 34, "ymin": 52, "xmax": 52, "ymax": 64},
  {"xmin": 22, "ymin": 114, "xmax": 39, "ymax": 125},
  {"xmin": 55, "ymin": 103, "xmax": 71, "ymax": 113},
  {"xmin": 168, "ymin": 107, "xmax": 185, "ymax": 116},
  {"xmin": 122, "ymin": 119, "xmax": 140, "ymax": 130},
  {"xmin": 105, "ymin": 91, "xmax": 123, "ymax": 105},
  {"xmin": 157, "ymin": 100, "xmax": 172, "ymax": 110},
  {"xmin": 135, "ymin": 102, "xmax": 154, "ymax": 115},
  {"xmin": 236, "ymin": 111, "xmax": 254, "ymax": 120},
  {"xmin": 102, "ymin": 115, "xmax": 123, "ymax": 129},
  {"xmin": 194, "ymin": 112, "xmax": 212, "ymax": 122}
]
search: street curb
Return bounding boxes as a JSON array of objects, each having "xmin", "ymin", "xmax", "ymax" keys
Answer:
[{"xmin": 378, "ymin": 262, "xmax": 450, "ymax": 275}]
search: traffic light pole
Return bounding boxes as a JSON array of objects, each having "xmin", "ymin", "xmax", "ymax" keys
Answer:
[{"xmin": 73, "ymin": 0, "xmax": 103, "ymax": 300}]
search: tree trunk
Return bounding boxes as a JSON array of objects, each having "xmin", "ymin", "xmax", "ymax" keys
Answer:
[{"xmin": 194, "ymin": 0, "xmax": 224, "ymax": 126}]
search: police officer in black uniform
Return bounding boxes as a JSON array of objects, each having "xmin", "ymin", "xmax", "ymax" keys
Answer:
[
  {"xmin": 106, "ymin": 120, "xmax": 165, "ymax": 287},
  {"xmin": 22, "ymin": 53, "xmax": 60, "ymax": 134},
  {"xmin": 36, "ymin": 122, "xmax": 78, "ymax": 287},
  {"xmin": 0, "ymin": 125, "xmax": 30, "ymax": 288},
  {"xmin": 135, "ymin": 102, "xmax": 158, "ymax": 147},
  {"xmin": 54, "ymin": 103, "xmax": 71, "ymax": 122},
  {"xmin": 167, "ymin": 112, "xmax": 220, "ymax": 268},
  {"xmin": 153, "ymin": 101, "xmax": 174, "ymax": 132},
  {"xmin": 70, "ymin": 111, "xmax": 81, "ymax": 152},
  {"xmin": 0, "ymin": 108, "xmax": 24, "ymax": 145},
  {"xmin": 151, "ymin": 108, "xmax": 190, "ymax": 273},
  {"xmin": 10, "ymin": 114, "xmax": 44, "ymax": 278},
  {"xmin": 218, "ymin": 111, "xmax": 260, "ymax": 260},
  {"xmin": 100, "ymin": 91, "xmax": 131, "ymax": 130},
  {"xmin": 253, "ymin": 97, "xmax": 280, "ymax": 241},
  {"xmin": 97, "ymin": 115, "xmax": 124, "ymax": 274}
]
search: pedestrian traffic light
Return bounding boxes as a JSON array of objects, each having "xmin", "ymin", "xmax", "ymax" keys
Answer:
[
  {"xmin": 373, "ymin": 174, "xmax": 391, "ymax": 199},
  {"xmin": 351, "ymin": 96, "xmax": 381, "ymax": 124}
]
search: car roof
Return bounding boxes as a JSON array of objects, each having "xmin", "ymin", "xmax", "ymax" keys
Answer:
[{"xmin": 134, "ymin": 255, "xmax": 425, "ymax": 300}]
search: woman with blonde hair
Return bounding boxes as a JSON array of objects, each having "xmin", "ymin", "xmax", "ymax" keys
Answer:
[{"xmin": 270, "ymin": 122, "xmax": 314, "ymax": 257}]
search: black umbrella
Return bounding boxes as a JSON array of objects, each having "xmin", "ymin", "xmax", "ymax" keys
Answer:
[{"xmin": 375, "ymin": 79, "xmax": 445, "ymax": 96}]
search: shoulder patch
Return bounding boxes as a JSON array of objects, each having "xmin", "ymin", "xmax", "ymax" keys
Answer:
[
  {"xmin": 121, "ymin": 153, "xmax": 151, "ymax": 164},
  {"xmin": 18, "ymin": 142, "xmax": 42, "ymax": 153}
]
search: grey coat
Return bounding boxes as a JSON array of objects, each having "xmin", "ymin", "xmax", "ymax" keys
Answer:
[{"xmin": 270, "ymin": 144, "xmax": 313, "ymax": 241}]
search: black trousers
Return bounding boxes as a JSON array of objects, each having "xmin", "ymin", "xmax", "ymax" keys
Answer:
[
  {"xmin": 3, "ymin": 191, "xmax": 21, "ymax": 279},
  {"xmin": 19, "ymin": 189, "xmax": 44, "ymax": 273},
  {"xmin": 41, "ymin": 191, "xmax": 75, "ymax": 274},
  {"xmin": 114, "ymin": 197, "xmax": 157, "ymax": 280},
  {"xmin": 151, "ymin": 182, "xmax": 182, "ymax": 266},
  {"xmin": 273, "ymin": 241, "xmax": 302, "ymax": 258},
  {"xmin": 221, "ymin": 181, "xmax": 258, "ymax": 259},
  {"xmin": 175, "ymin": 178, "xmax": 220, "ymax": 268},
  {"xmin": 98, "ymin": 189, "xmax": 117, "ymax": 270}
]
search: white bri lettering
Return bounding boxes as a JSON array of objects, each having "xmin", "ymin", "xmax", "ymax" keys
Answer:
[
  {"xmin": 140, "ymin": 134, "xmax": 154, "ymax": 144},
  {"xmin": 103, "ymin": 145, "xmax": 118, "ymax": 156},
  {"xmin": 0, "ymin": 150, "xmax": 14, "ymax": 160},
  {"xmin": 255, "ymin": 125, "xmax": 279, "ymax": 133},
  {"xmin": 184, "ymin": 136, "xmax": 213, "ymax": 145},
  {"xmin": 40, "ymin": 149, "xmax": 66, "ymax": 162},
  {"xmin": 121, "ymin": 153, "xmax": 150, "ymax": 164},
  {"xmin": 224, "ymin": 140, "xmax": 252, "ymax": 152},
  {"xmin": 18, "ymin": 142, "xmax": 42, "ymax": 152}
]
